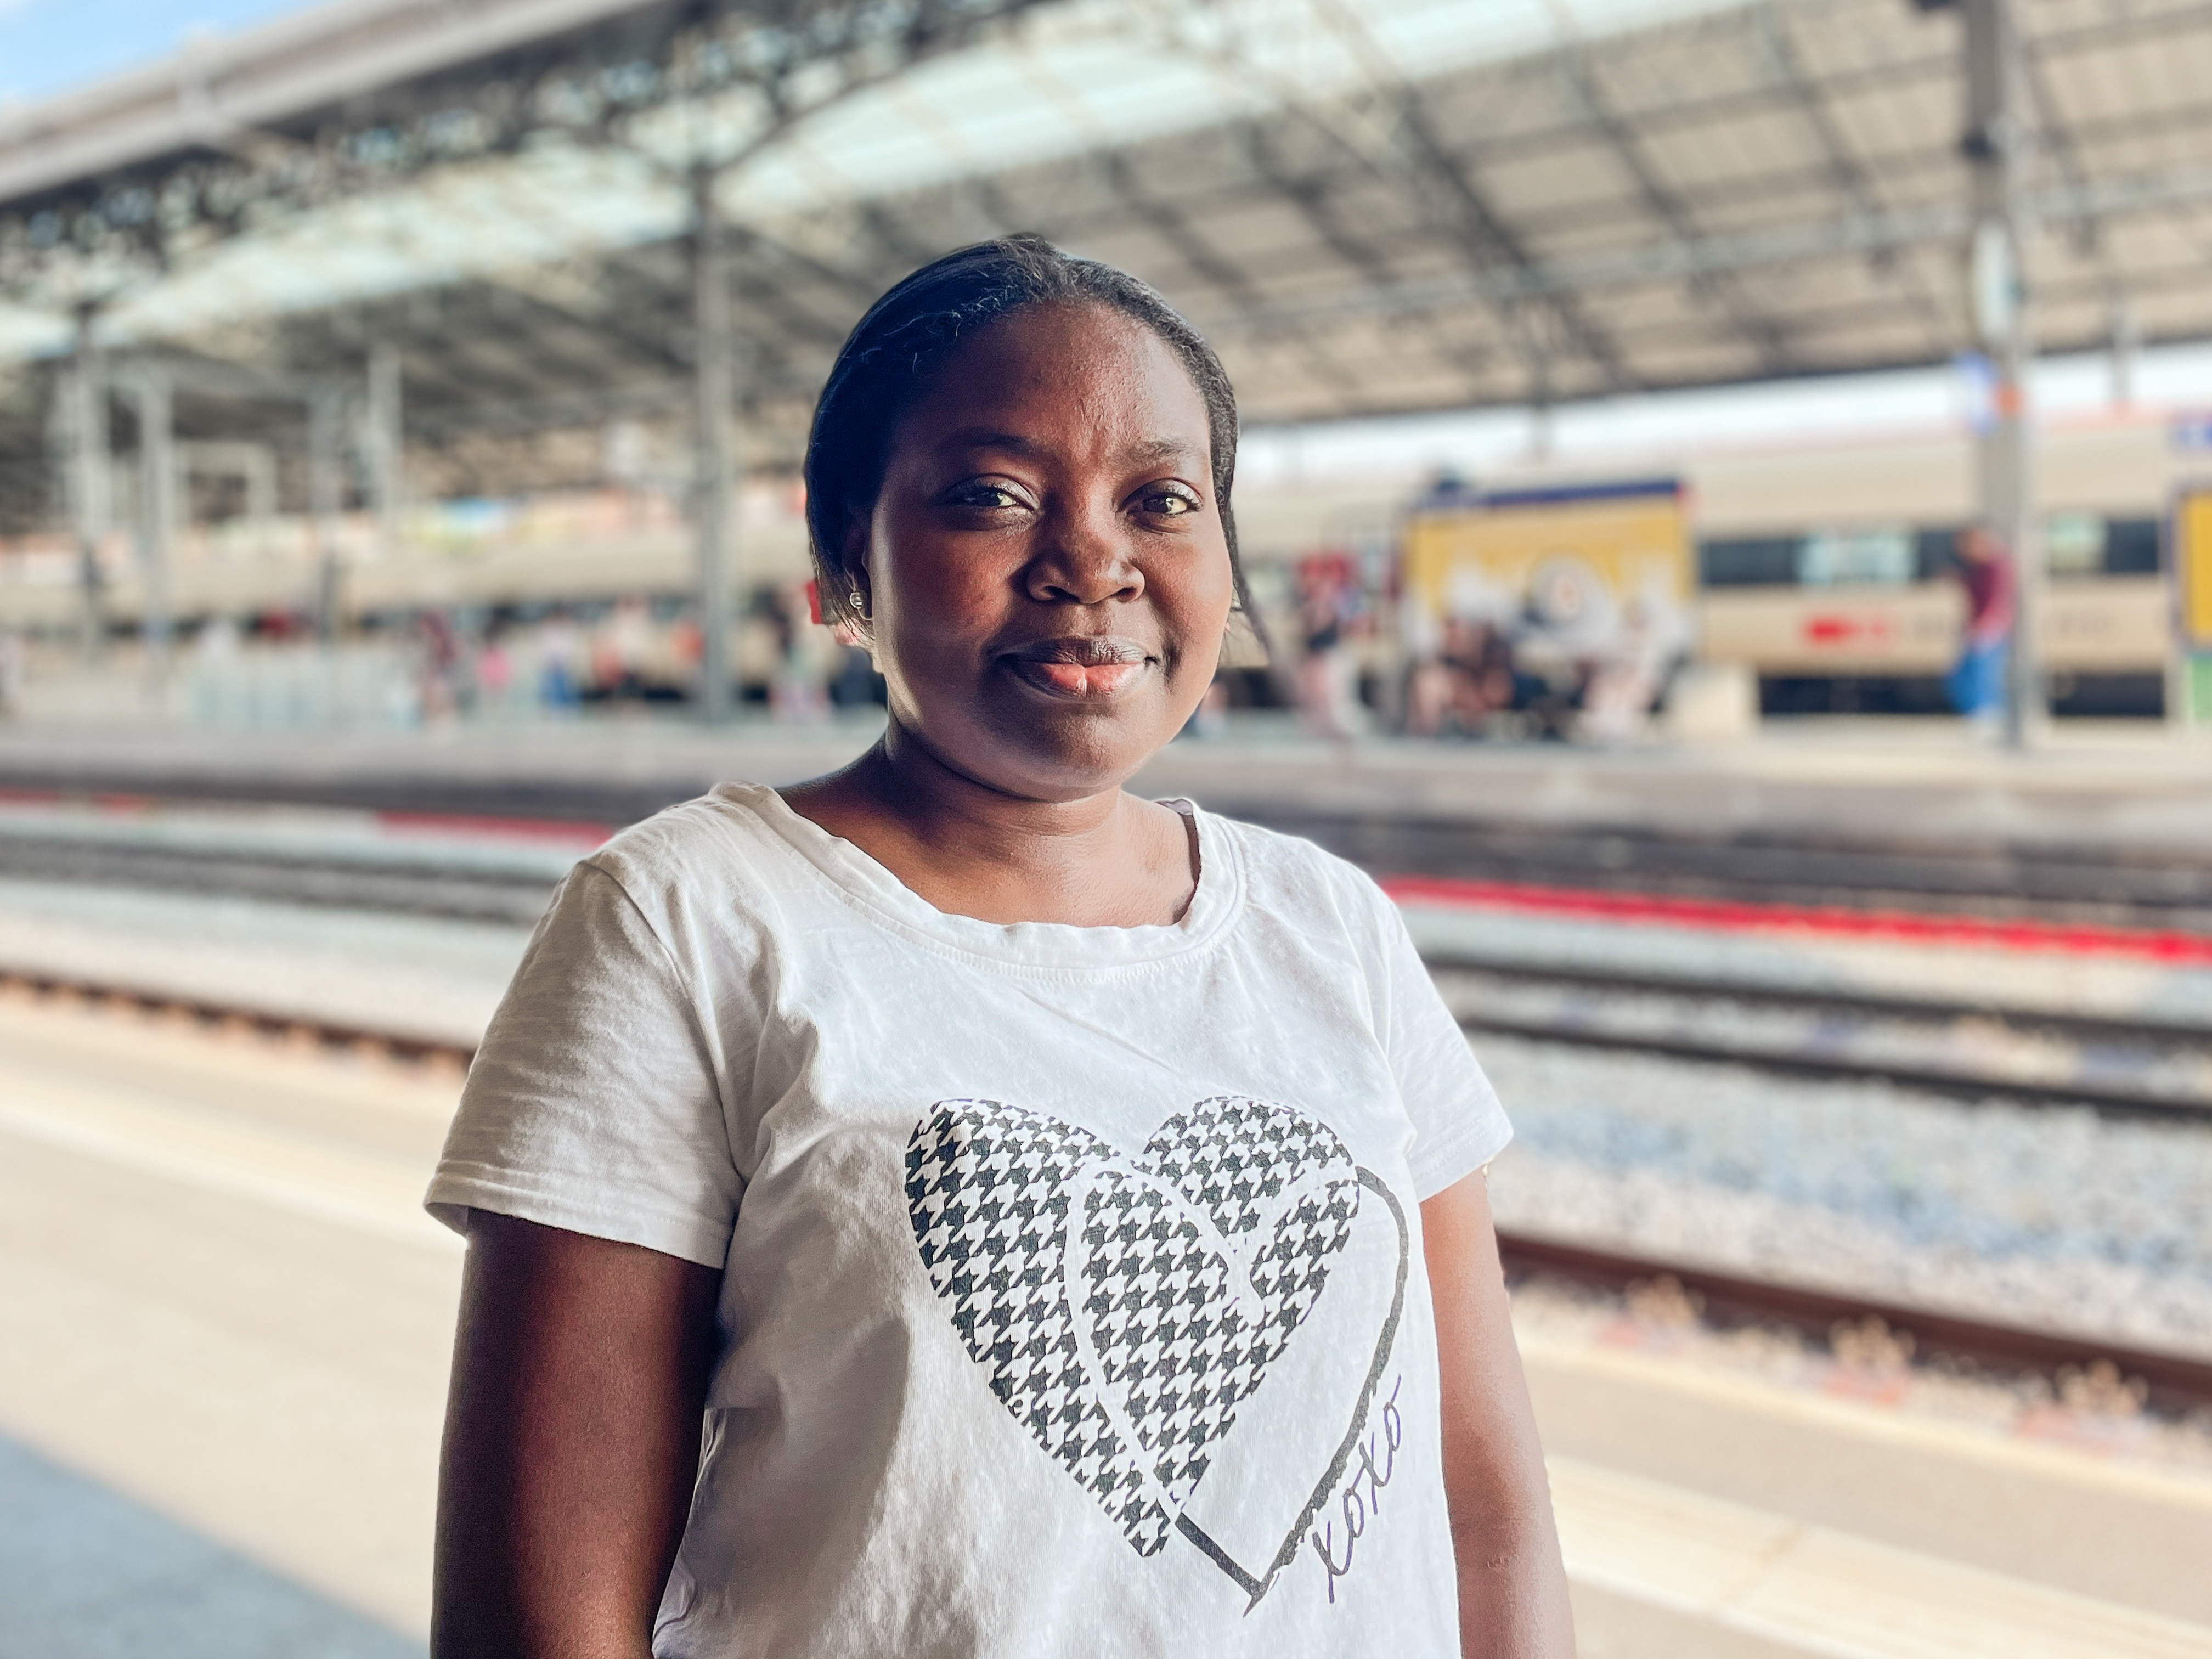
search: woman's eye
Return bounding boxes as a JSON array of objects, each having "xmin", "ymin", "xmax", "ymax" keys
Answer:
[
  {"xmin": 1140, "ymin": 488, "xmax": 1199, "ymax": 517},
  {"xmin": 949, "ymin": 482, "xmax": 1023, "ymax": 510}
]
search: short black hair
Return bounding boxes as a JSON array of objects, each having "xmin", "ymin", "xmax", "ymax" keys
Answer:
[{"xmin": 803, "ymin": 233, "xmax": 1256, "ymax": 635}]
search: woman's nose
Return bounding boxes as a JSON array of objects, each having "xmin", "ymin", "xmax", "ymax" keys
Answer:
[{"xmin": 1024, "ymin": 502, "xmax": 1144, "ymax": 606}]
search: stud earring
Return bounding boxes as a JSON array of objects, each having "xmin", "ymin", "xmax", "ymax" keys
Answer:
[{"xmin": 848, "ymin": 588, "xmax": 867, "ymax": 618}]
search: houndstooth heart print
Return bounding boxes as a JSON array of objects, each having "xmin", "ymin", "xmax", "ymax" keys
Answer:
[{"xmin": 905, "ymin": 1095, "xmax": 1364, "ymax": 1559}]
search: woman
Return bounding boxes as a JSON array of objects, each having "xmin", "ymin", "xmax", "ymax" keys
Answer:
[{"xmin": 428, "ymin": 236, "xmax": 1573, "ymax": 1658}]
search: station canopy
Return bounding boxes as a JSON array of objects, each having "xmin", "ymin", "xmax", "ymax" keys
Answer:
[{"xmin": 2, "ymin": 0, "xmax": 2210, "ymax": 520}]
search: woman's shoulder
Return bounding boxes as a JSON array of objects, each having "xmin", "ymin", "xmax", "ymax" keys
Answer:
[
  {"xmin": 571, "ymin": 782, "xmax": 802, "ymax": 922},
  {"xmin": 1199, "ymin": 806, "xmax": 1396, "ymax": 932}
]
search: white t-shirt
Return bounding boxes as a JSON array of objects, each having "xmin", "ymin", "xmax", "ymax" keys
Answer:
[{"xmin": 427, "ymin": 782, "xmax": 1511, "ymax": 1658}]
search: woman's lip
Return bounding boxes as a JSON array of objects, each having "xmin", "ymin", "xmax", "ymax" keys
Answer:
[
  {"xmin": 1002, "ymin": 657, "xmax": 1150, "ymax": 699},
  {"xmin": 1003, "ymin": 635, "xmax": 1150, "ymax": 667}
]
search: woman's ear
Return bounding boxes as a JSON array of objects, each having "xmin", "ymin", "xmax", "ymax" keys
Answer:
[{"xmin": 839, "ymin": 509, "xmax": 872, "ymax": 625}]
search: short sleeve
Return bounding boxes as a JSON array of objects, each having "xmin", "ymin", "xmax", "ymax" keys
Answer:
[
  {"xmin": 1372, "ymin": 885, "xmax": 1512, "ymax": 1200},
  {"xmin": 425, "ymin": 861, "xmax": 742, "ymax": 1268}
]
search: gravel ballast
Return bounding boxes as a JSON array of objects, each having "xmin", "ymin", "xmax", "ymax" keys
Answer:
[{"xmin": 1477, "ymin": 1034, "xmax": 2212, "ymax": 1359}]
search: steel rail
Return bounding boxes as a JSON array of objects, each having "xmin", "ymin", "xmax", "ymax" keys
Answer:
[
  {"xmin": 1459, "ymin": 1011, "xmax": 2212, "ymax": 1120},
  {"xmin": 1436, "ymin": 957, "xmax": 2212, "ymax": 1120},
  {"xmin": 0, "ymin": 967, "xmax": 473, "ymax": 1066},
  {"xmin": 1430, "ymin": 953, "xmax": 2212, "ymax": 1051},
  {"xmin": 1494, "ymin": 1231, "xmax": 2212, "ymax": 1416},
  {"xmin": 0, "ymin": 836, "xmax": 558, "ymax": 924}
]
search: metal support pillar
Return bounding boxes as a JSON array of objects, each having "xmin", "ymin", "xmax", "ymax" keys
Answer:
[
  {"xmin": 1517, "ymin": 306, "xmax": 1556, "ymax": 464},
  {"xmin": 67, "ymin": 309, "xmax": 109, "ymax": 663},
  {"xmin": 1527, "ymin": 352, "xmax": 1555, "ymax": 464},
  {"xmin": 133, "ymin": 366, "xmax": 177, "ymax": 686},
  {"xmin": 1962, "ymin": 0, "xmax": 2039, "ymax": 748},
  {"xmin": 365, "ymin": 345, "xmax": 404, "ymax": 556},
  {"xmin": 692, "ymin": 163, "xmax": 738, "ymax": 724},
  {"xmin": 308, "ymin": 388, "xmax": 345, "ymax": 641},
  {"xmin": 2108, "ymin": 295, "xmax": 2139, "ymax": 410}
]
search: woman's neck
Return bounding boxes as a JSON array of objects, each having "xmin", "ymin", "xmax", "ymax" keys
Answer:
[{"xmin": 780, "ymin": 720, "xmax": 1198, "ymax": 928}]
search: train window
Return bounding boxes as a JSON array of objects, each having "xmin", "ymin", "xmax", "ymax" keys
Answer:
[
  {"xmin": 1701, "ymin": 519, "xmax": 2162, "ymax": 588},
  {"xmin": 1798, "ymin": 527, "xmax": 1914, "ymax": 586},
  {"xmin": 2046, "ymin": 512, "xmax": 2105, "ymax": 574},
  {"xmin": 1914, "ymin": 527, "xmax": 1963, "ymax": 581},
  {"xmin": 2103, "ymin": 518, "xmax": 2162, "ymax": 575},
  {"xmin": 1698, "ymin": 537, "xmax": 1799, "ymax": 586}
]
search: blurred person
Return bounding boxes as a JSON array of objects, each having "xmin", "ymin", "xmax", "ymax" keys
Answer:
[
  {"xmin": 1947, "ymin": 522, "xmax": 2015, "ymax": 725},
  {"xmin": 1409, "ymin": 619, "xmax": 1515, "ymax": 740},
  {"xmin": 1446, "ymin": 619, "xmax": 1516, "ymax": 733},
  {"xmin": 663, "ymin": 608, "xmax": 707, "ymax": 707},
  {"xmin": 769, "ymin": 581, "xmax": 832, "ymax": 724},
  {"xmin": 1407, "ymin": 619, "xmax": 1465, "ymax": 738},
  {"xmin": 1401, "ymin": 590, "xmax": 1448, "ymax": 738},
  {"xmin": 605, "ymin": 596, "xmax": 656, "ymax": 706},
  {"xmin": 589, "ymin": 619, "xmax": 624, "ymax": 702},
  {"xmin": 1507, "ymin": 558, "xmax": 1622, "ymax": 742},
  {"xmin": 667, "ymin": 610, "xmax": 704, "ymax": 676},
  {"xmin": 537, "ymin": 609, "xmax": 584, "ymax": 714},
  {"xmin": 1404, "ymin": 655, "xmax": 1447, "ymax": 737},
  {"xmin": 1579, "ymin": 582, "xmax": 1693, "ymax": 746},
  {"xmin": 428, "ymin": 236, "xmax": 1571, "ymax": 1659},
  {"xmin": 1294, "ymin": 551, "xmax": 1368, "ymax": 738},
  {"xmin": 0, "ymin": 626, "xmax": 21, "ymax": 718},
  {"xmin": 417, "ymin": 610, "xmax": 463, "ymax": 725},
  {"xmin": 472, "ymin": 624, "xmax": 515, "ymax": 719}
]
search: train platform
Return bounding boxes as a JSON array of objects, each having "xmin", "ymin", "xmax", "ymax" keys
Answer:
[
  {"xmin": 0, "ymin": 715, "xmax": 2208, "ymax": 856},
  {"xmin": 5, "ymin": 985, "xmax": 2209, "ymax": 1658}
]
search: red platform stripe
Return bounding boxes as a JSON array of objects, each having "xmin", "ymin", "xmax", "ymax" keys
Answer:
[
  {"xmin": 374, "ymin": 811, "xmax": 616, "ymax": 847},
  {"xmin": 1381, "ymin": 873, "xmax": 2212, "ymax": 966}
]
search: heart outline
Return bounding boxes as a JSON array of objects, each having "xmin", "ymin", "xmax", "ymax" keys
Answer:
[
  {"xmin": 1174, "ymin": 1167, "xmax": 1408, "ymax": 1610},
  {"xmin": 905, "ymin": 1097, "xmax": 1409, "ymax": 1609}
]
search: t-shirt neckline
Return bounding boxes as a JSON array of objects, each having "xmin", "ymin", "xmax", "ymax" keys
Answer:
[{"xmin": 719, "ymin": 781, "xmax": 1243, "ymax": 972}]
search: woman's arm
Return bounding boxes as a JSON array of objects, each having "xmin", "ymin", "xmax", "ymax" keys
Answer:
[
  {"xmin": 1421, "ymin": 1171, "xmax": 1576, "ymax": 1659},
  {"xmin": 432, "ymin": 1212, "xmax": 721, "ymax": 1659}
]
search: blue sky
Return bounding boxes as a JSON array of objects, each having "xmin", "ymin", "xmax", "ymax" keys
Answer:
[{"xmin": 0, "ymin": 0, "xmax": 309, "ymax": 105}]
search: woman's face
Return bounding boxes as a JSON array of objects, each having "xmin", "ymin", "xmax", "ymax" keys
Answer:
[{"xmin": 853, "ymin": 302, "xmax": 1235, "ymax": 802}]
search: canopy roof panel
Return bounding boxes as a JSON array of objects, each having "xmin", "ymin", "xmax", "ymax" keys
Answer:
[{"xmin": 2, "ymin": 0, "xmax": 2210, "ymax": 526}]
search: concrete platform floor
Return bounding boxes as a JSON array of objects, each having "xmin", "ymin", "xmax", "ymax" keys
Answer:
[{"xmin": 3, "ymin": 989, "xmax": 2210, "ymax": 1657}]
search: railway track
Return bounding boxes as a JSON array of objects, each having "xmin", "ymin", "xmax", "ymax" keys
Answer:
[
  {"xmin": 1494, "ymin": 1232, "xmax": 2212, "ymax": 1418},
  {"xmin": 1432, "ymin": 958, "xmax": 2212, "ymax": 1120},
  {"xmin": 9, "ymin": 819, "xmax": 2210, "ymax": 1115},
  {"xmin": 6, "ymin": 962, "xmax": 2211, "ymax": 1415},
  {"xmin": 1256, "ymin": 809, "xmax": 2212, "ymax": 935},
  {"xmin": 7, "ymin": 772, "xmax": 2212, "ymax": 930},
  {"xmin": 0, "ymin": 967, "xmax": 474, "ymax": 1069},
  {"xmin": 0, "ymin": 828, "xmax": 558, "ymax": 924}
]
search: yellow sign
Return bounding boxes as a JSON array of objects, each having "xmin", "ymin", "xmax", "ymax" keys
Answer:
[
  {"xmin": 1401, "ymin": 482, "xmax": 1692, "ymax": 643},
  {"xmin": 2180, "ymin": 489, "xmax": 2212, "ymax": 647}
]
